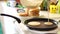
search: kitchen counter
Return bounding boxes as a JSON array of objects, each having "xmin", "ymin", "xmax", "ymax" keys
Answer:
[
  {"xmin": 40, "ymin": 11, "xmax": 60, "ymax": 19},
  {"xmin": 0, "ymin": 1, "xmax": 60, "ymax": 34}
]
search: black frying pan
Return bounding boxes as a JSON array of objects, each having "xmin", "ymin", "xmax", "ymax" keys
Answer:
[
  {"xmin": 24, "ymin": 18, "xmax": 58, "ymax": 31},
  {"xmin": 0, "ymin": 14, "xmax": 58, "ymax": 31}
]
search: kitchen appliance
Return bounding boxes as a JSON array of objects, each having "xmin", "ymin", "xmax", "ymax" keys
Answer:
[{"xmin": 0, "ymin": 14, "xmax": 58, "ymax": 34}]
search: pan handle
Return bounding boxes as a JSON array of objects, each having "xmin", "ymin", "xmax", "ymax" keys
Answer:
[
  {"xmin": 57, "ymin": 20, "xmax": 60, "ymax": 24},
  {"xmin": 58, "ymin": 20, "xmax": 60, "ymax": 22},
  {"xmin": 0, "ymin": 13, "xmax": 21, "ymax": 23}
]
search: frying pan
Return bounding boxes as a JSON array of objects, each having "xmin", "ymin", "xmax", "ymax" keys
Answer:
[
  {"xmin": 24, "ymin": 18, "xmax": 58, "ymax": 31},
  {"xmin": 0, "ymin": 14, "xmax": 58, "ymax": 31}
]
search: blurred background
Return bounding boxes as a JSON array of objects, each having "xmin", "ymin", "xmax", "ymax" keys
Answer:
[{"xmin": 0, "ymin": 0, "xmax": 60, "ymax": 34}]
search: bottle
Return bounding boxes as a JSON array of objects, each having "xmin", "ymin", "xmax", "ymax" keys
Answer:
[
  {"xmin": 57, "ymin": 0, "xmax": 60, "ymax": 14},
  {"xmin": 40, "ymin": 0, "xmax": 48, "ymax": 11}
]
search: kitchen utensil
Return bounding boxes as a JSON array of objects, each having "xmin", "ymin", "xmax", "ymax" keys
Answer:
[{"xmin": 24, "ymin": 18, "xmax": 58, "ymax": 31}]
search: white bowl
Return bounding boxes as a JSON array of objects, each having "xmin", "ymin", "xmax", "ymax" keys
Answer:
[{"xmin": 20, "ymin": 0, "xmax": 43, "ymax": 7}]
